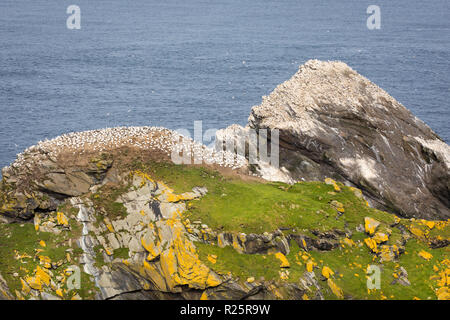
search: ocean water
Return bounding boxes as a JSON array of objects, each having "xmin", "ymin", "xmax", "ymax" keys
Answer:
[{"xmin": 0, "ymin": 0, "xmax": 449, "ymax": 169}]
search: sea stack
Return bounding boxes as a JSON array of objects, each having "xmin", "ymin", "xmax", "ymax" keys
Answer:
[{"xmin": 226, "ymin": 60, "xmax": 450, "ymax": 220}]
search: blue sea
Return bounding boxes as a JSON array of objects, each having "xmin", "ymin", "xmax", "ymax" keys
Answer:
[{"xmin": 0, "ymin": 0, "xmax": 449, "ymax": 169}]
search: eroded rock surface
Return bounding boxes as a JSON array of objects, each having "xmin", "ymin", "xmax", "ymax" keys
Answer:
[
  {"xmin": 1, "ymin": 60, "xmax": 448, "ymax": 301},
  {"xmin": 0, "ymin": 127, "xmax": 246, "ymax": 221},
  {"xmin": 0, "ymin": 274, "xmax": 13, "ymax": 300},
  {"xmin": 62, "ymin": 172, "xmax": 312, "ymax": 300}
]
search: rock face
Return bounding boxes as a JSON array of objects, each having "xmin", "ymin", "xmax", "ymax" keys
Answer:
[
  {"xmin": 244, "ymin": 59, "xmax": 449, "ymax": 220},
  {"xmin": 0, "ymin": 274, "xmax": 13, "ymax": 300},
  {"xmin": 6, "ymin": 169, "xmax": 315, "ymax": 301},
  {"xmin": 1, "ymin": 60, "xmax": 449, "ymax": 301},
  {"xmin": 0, "ymin": 153, "xmax": 113, "ymax": 221}
]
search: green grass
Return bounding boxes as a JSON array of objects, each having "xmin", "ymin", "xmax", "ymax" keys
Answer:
[
  {"xmin": 188, "ymin": 180, "xmax": 400, "ymax": 234},
  {"xmin": 93, "ymin": 244, "xmax": 105, "ymax": 268},
  {"xmin": 197, "ymin": 242, "xmax": 283, "ymax": 281},
  {"xmin": 197, "ymin": 236, "xmax": 448, "ymax": 300},
  {"xmin": 132, "ymin": 162, "xmax": 449, "ymax": 300},
  {"xmin": 113, "ymin": 248, "xmax": 130, "ymax": 260},
  {"xmin": 0, "ymin": 208, "xmax": 98, "ymax": 300},
  {"xmin": 90, "ymin": 183, "xmax": 130, "ymax": 224},
  {"xmin": 393, "ymin": 239, "xmax": 448, "ymax": 299},
  {"xmin": 132, "ymin": 161, "xmax": 398, "ymax": 235}
]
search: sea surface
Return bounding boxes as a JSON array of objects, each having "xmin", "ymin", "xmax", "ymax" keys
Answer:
[{"xmin": 0, "ymin": 0, "xmax": 449, "ymax": 168}]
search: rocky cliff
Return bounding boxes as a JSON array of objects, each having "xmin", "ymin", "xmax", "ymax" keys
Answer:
[
  {"xmin": 220, "ymin": 60, "xmax": 450, "ymax": 220},
  {"xmin": 0, "ymin": 61, "xmax": 449, "ymax": 301}
]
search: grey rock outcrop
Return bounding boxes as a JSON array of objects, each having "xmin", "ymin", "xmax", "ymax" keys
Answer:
[
  {"xmin": 224, "ymin": 60, "xmax": 449, "ymax": 220},
  {"xmin": 0, "ymin": 127, "xmax": 246, "ymax": 222},
  {"xmin": 0, "ymin": 274, "xmax": 13, "ymax": 300},
  {"xmin": 0, "ymin": 150, "xmax": 112, "ymax": 221}
]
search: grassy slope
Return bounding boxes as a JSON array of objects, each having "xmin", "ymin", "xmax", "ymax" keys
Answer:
[
  {"xmin": 143, "ymin": 161, "xmax": 449, "ymax": 300},
  {"xmin": 0, "ymin": 161, "xmax": 448, "ymax": 300},
  {"xmin": 0, "ymin": 204, "xmax": 97, "ymax": 300},
  {"xmin": 142, "ymin": 161, "xmax": 398, "ymax": 234}
]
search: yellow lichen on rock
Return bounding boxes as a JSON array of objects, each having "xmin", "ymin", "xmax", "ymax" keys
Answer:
[
  {"xmin": 409, "ymin": 227, "xmax": 425, "ymax": 238},
  {"xmin": 364, "ymin": 237, "xmax": 378, "ymax": 253},
  {"xmin": 379, "ymin": 245, "xmax": 399, "ymax": 262},
  {"xmin": 14, "ymin": 290, "xmax": 24, "ymax": 300},
  {"xmin": 164, "ymin": 192, "xmax": 180, "ymax": 203},
  {"xmin": 279, "ymin": 270, "xmax": 290, "ymax": 280},
  {"xmin": 436, "ymin": 287, "xmax": 449, "ymax": 300},
  {"xmin": 34, "ymin": 216, "xmax": 40, "ymax": 231},
  {"xmin": 25, "ymin": 266, "xmax": 51, "ymax": 291},
  {"xmin": 322, "ymin": 266, "xmax": 334, "ymax": 279},
  {"xmin": 435, "ymin": 220, "xmax": 450, "ymax": 231},
  {"xmin": 104, "ymin": 247, "xmax": 113, "ymax": 256},
  {"xmin": 140, "ymin": 260, "xmax": 167, "ymax": 291},
  {"xmin": 324, "ymin": 178, "xmax": 341, "ymax": 192},
  {"xmin": 20, "ymin": 278, "xmax": 30, "ymax": 295},
  {"xmin": 35, "ymin": 266, "xmax": 51, "ymax": 286},
  {"xmin": 342, "ymin": 238, "xmax": 356, "ymax": 247},
  {"xmin": 14, "ymin": 250, "xmax": 32, "ymax": 261},
  {"xmin": 418, "ymin": 250, "xmax": 433, "ymax": 261},
  {"xmin": 56, "ymin": 212, "xmax": 69, "ymax": 227},
  {"xmin": 301, "ymin": 238, "xmax": 307, "ymax": 250},
  {"xmin": 38, "ymin": 255, "xmax": 52, "ymax": 269},
  {"xmin": 275, "ymin": 252, "xmax": 290, "ymax": 268},
  {"xmin": 431, "ymin": 259, "xmax": 450, "ymax": 300},
  {"xmin": 104, "ymin": 218, "xmax": 115, "ymax": 233},
  {"xmin": 330, "ymin": 200, "xmax": 345, "ymax": 213},
  {"xmin": 422, "ymin": 220, "xmax": 435, "ymax": 229},
  {"xmin": 349, "ymin": 186, "xmax": 363, "ymax": 199},
  {"xmin": 364, "ymin": 217, "xmax": 380, "ymax": 235},
  {"xmin": 306, "ymin": 260, "xmax": 316, "ymax": 272},
  {"xmin": 141, "ymin": 234, "xmax": 161, "ymax": 261},
  {"xmin": 157, "ymin": 225, "xmax": 221, "ymax": 290},
  {"xmin": 373, "ymin": 232, "xmax": 389, "ymax": 244},
  {"xmin": 207, "ymin": 254, "xmax": 217, "ymax": 264},
  {"xmin": 327, "ymin": 279, "xmax": 344, "ymax": 299},
  {"xmin": 159, "ymin": 187, "xmax": 197, "ymax": 203},
  {"xmin": 231, "ymin": 235, "xmax": 244, "ymax": 254}
]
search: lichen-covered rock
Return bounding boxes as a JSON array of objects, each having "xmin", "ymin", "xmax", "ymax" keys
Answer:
[
  {"xmin": 0, "ymin": 121, "xmax": 447, "ymax": 301},
  {"xmin": 365, "ymin": 217, "xmax": 380, "ymax": 235},
  {"xmin": 0, "ymin": 154, "xmax": 112, "ymax": 220}
]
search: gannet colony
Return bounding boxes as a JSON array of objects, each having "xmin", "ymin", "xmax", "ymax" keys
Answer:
[{"xmin": 7, "ymin": 126, "xmax": 247, "ymax": 172}]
